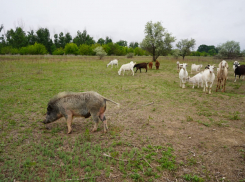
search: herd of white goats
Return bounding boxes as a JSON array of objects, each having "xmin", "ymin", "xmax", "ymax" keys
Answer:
[
  {"xmin": 178, "ymin": 60, "xmax": 244, "ymax": 94},
  {"xmin": 106, "ymin": 59, "xmax": 244, "ymax": 94}
]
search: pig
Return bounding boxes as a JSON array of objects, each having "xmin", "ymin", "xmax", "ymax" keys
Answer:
[{"xmin": 43, "ymin": 91, "xmax": 120, "ymax": 134}]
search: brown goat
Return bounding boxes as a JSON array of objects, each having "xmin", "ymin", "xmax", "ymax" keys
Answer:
[
  {"xmin": 155, "ymin": 60, "xmax": 160, "ymax": 70},
  {"xmin": 148, "ymin": 62, "xmax": 153, "ymax": 69}
]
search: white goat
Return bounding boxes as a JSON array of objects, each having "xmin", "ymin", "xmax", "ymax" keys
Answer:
[
  {"xmin": 191, "ymin": 64, "xmax": 203, "ymax": 74},
  {"xmin": 179, "ymin": 63, "xmax": 188, "ymax": 88},
  {"xmin": 202, "ymin": 65, "xmax": 215, "ymax": 94},
  {"xmin": 188, "ymin": 72, "xmax": 203, "ymax": 89},
  {"xmin": 118, "ymin": 61, "xmax": 136, "ymax": 76},
  {"xmin": 216, "ymin": 60, "xmax": 228, "ymax": 92},
  {"xmin": 107, "ymin": 59, "xmax": 118, "ymax": 68},
  {"xmin": 177, "ymin": 61, "xmax": 183, "ymax": 72}
]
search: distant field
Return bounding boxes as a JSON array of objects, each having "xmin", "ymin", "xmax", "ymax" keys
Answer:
[{"xmin": 0, "ymin": 55, "xmax": 245, "ymax": 181}]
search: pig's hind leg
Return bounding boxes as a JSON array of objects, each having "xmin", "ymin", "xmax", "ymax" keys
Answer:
[
  {"xmin": 99, "ymin": 113, "xmax": 108, "ymax": 133},
  {"xmin": 91, "ymin": 113, "xmax": 99, "ymax": 132}
]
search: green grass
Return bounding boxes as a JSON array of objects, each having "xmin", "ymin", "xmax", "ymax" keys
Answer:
[{"xmin": 0, "ymin": 55, "xmax": 245, "ymax": 181}]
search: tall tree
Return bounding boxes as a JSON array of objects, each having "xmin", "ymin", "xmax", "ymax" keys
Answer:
[
  {"xmin": 58, "ymin": 32, "xmax": 65, "ymax": 48},
  {"xmin": 54, "ymin": 34, "xmax": 59, "ymax": 48},
  {"xmin": 36, "ymin": 28, "xmax": 53, "ymax": 53},
  {"xmin": 64, "ymin": 32, "xmax": 72, "ymax": 44},
  {"xmin": 176, "ymin": 38, "xmax": 196, "ymax": 60},
  {"xmin": 116, "ymin": 40, "xmax": 127, "ymax": 47},
  {"xmin": 6, "ymin": 27, "xmax": 27, "ymax": 48},
  {"xmin": 73, "ymin": 30, "xmax": 95, "ymax": 46},
  {"xmin": 140, "ymin": 21, "xmax": 175, "ymax": 61},
  {"xmin": 129, "ymin": 42, "xmax": 139, "ymax": 49},
  {"xmin": 217, "ymin": 40, "xmax": 240, "ymax": 59},
  {"xmin": 97, "ymin": 38, "xmax": 105, "ymax": 45},
  {"xmin": 105, "ymin": 36, "xmax": 112, "ymax": 44},
  {"xmin": 27, "ymin": 30, "xmax": 37, "ymax": 45}
]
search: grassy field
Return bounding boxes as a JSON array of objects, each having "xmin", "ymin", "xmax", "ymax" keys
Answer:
[{"xmin": 0, "ymin": 55, "xmax": 245, "ymax": 182}]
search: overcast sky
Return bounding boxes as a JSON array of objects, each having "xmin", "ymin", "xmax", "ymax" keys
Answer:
[{"xmin": 1, "ymin": 0, "xmax": 245, "ymax": 50}]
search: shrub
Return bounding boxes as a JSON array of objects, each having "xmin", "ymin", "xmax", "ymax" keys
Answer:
[
  {"xmin": 93, "ymin": 46, "xmax": 107, "ymax": 60},
  {"xmin": 126, "ymin": 53, "xmax": 134, "ymax": 58},
  {"xmin": 64, "ymin": 43, "xmax": 79, "ymax": 55},
  {"xmin": 52, "ymin": 48, "xmax": 64, "ymax": 55},
  {"xmin": 19, "ymin": 43, "xmax": 47, "ymax": 55}
]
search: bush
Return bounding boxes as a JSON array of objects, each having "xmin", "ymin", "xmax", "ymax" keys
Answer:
[
  {"xmin": 93, "ymin": 46, "xmax": 107, "ymax": 59},
  {"xmin": 52, "ymin": 48, "xmax": 64, "ymax": 55},
  {"xmin": 64, "ymin": 43, "xmax": 79, "ymax": 55},
  {"xmin": 0, "ymin": 46, "xmax": 19, "ymax": 55},
  {"xmin": 126, "ymin": 53, "xmax": 134, "ymax": 58},
  {"xmin": 19, "ymin": 43, "xmax": 48, "ymax": 55},
  {"xmin": 79, "ymin": 44, "xmax": 94, "ymax": 55}
]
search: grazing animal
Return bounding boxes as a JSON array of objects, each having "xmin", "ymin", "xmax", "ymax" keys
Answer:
[
  {"xmin": 205, "ymin": 64, "xmax": 210, "ymax": 69},
  {"xmin": 234, "ymin": 64, "xmax": 245, "ymax": 82},
  {"xmin": 233, "ymin": 61, "xmax": 240, "ymax": 73},
  {"xmin": 43, "ymin": 91, "xmax": 120, "ymax": 134},
  {"xmin": 148, "ymin": 62, "xmax": 153, "ymax": 69},
  {"xmin": 177, "ymin": 61, "xmax": 183, "ymax": 72},
  {"xmin": 187, "ymin": 72, "xmax": 203, "ymax": 89},
  {"xmin": 216, "ymin": 60, "xmax": 228, "ymax": 92},
  {"xmin": 202, "ymin": 65, "xmax": 216, "ymax": 94},
  {"xmin": 191, "ymin": 64, "xmax": 203, "ymax": 74},
  {"xmin": 155, "ymin": 60, "xmax": 160, "ymax": 70},
  {"xmin": 107, "ymin": 59, "xmax": 118, "ymax": 68},
  {"xmin": 118, "ymin": 61, "xmax": 136, "ymax": 76},
  {"xmin": 179, "ymin": 63, "xmax": 188, "ymax": 88},
  {"xmin": 134, "ymin": 62, "xmax": 148, "ymax": 73}
]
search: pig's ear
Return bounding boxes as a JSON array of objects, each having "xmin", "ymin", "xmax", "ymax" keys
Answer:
[{"xmin": 47, "ymin": 104, "xmax": 52, "ymax": 112}]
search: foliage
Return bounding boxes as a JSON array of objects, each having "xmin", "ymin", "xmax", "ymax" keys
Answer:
[
  {"xmin": 64, "ymin": 43, "xmax": 79, "ymax": 55},
  {"xmin": 0, "ymin": 46, "xmax": 19, "ymax": 55},
  {"xmin": 140, "ymin": 21, "xmax": 175, "ymax": 61},
  {"xmin": 129, "ymin": 42, "xmax": 139, "ymax": 49},
  {"xmin": 171, "ymin": 49, "xmax": 180, "ymax": 59},
  {"xmin": 126, "ymin": 53, "xmax": 134, "ymax": 58},
  {"xmin": 19, "ymin": 43, "xmax": 48, "ymax": 55},
  {"xmin": 93, "ymin": 46, "xmax": 107, "ymax": 59},
  {"xmin": 97, "ymin": 38, "xmax": 105, "ymax": 45},
  {"xmin": 217, "ymin": 40, "xmax": 240, "ymax": 59},
  {"xmin": 79, "ymin": 44, "xmax": 95, "ymax": 55},
  {"xmin": 116, "ymin": 40, "xmax": 127, "ymax": 47},
  {"xmin": 52, "ymin": 47, "xmax": 64, "ymax": 55},
  {"xmin": 73, "ymin": 30, "xmax": 95, "ymax": 46},
  {"xmin": 36, "ymin": 28, "xmax": 53, "ymax": 54},
  {"xmin": 176, "ymin": 38, "xmax": 196, "ymax": 60},
  {"xmin": 6, "ymin": 27, "xmax": 27, "ymax": 49},
  {"xmin": 197, "ymin": 44, "xmax": 217, "ymax": 54}
]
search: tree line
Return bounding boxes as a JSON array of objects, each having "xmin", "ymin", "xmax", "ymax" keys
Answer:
[
  {"xmin": 0, "ymin": 23, "xmax": 244, "ymax": 59},
  {"xmin": 0, "ymin": 25, "xmax": 148, "ymax": 56}
]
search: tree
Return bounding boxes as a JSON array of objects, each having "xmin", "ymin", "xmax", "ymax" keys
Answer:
[
  {"xmin": 27, "ymin": 30, "xmax": 37, "ymax": 45},
  {"xmin": 64, "ymin": 43, "xmax": 79, "ymax": 55},
  {"xmin": 6, "ymin": 27, "xmax": 28, "ymax": 48},
  {"xmin": 105, "ymin": 36, "xmax": 112, "ymax": 44},
  {"xmin": 197, "ymin": 44, "xmax": 217, "ymax": 54},
  {"xmin": 58, "ymin": 32, "xmax": 65, "ymax": 48},
  {"xmin": 116, "ymin": 40, "xmax": 127, "ymax": 47},
  {"xmin": 176, "ymin": 38, "xmax": 196, "ymax": 60},
  {"xmin": 64, "ymin": 32, "xmax": 72, "ymax": 44},
  {"xmin": 140, "ymin": 21, "xmax": 175, "ymax": 61},
  {"xmin": 93, "ymin": 46, "xmax": 107, "ymax": 59},
  {"xmin": 73, "ymin": 30, "xmax": 95, "ymax": 46},
  {"xmin": 97, "ymin": 38, "xmax": 105, "ymax": 45},
  {"xmin": 36, "ymin": 28, "xmax": 53, "ymax": 53},
  {"xmin": 54, "ymin": 34, "xmax": 59, "ymax": 48},
  {"xmin": 129, "ymin": 42, "xmax": 139, "ymax": 49},
  {"xmin": 217, "ymin": 40, "xmax": 240, "ymax": 59}
]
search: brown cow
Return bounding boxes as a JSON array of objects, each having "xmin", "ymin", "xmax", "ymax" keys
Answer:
[
  {"xmin": 155, "ymin": 60, "xmax": 160, "ymax": 70},
  {"xmin": 148, "ymin": 62, "xmax": 153, "ymax": 69}
]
